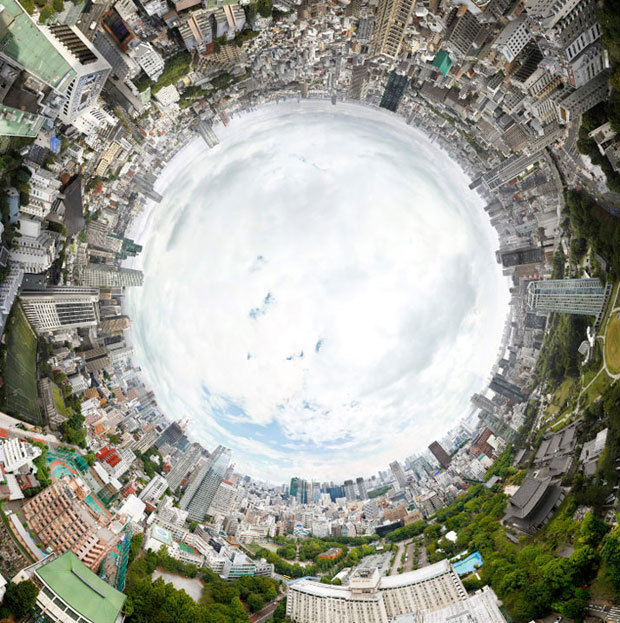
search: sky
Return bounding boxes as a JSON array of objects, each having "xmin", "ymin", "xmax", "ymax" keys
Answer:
[{"xmin": 125, "ymin": 101, "xmax": 510, "ymax": 483}]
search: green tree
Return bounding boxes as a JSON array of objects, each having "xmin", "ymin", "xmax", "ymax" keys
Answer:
[
  {"xmin": 0, "ymin": 580, "xmax": 39, "ymax": 618},
  {"xmin": 579, "ymin": 512, "xmax": 610, "ymax": 547}
]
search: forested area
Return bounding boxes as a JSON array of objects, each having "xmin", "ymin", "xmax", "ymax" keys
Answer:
[{"xmin": 124, "ymin": 544, "xmax": 278, "ymax": 622}]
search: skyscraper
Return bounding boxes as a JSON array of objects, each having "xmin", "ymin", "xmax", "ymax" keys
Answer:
[
  {"xmin": 343, "ymin": 479, "xmax": 356, "ymax": 501},
  {"xmin": 370, "ymin": 0, "xmax": 415, "ymax": 59},
  {"xmin": 489, "ymin": 374, "xmax": 529, "ymax": 404},
  {"xmin": 479, "ymin": 412, "xmax": 519, "ymax": 444},
  {"xmin": 497, "ymin": 246, "xmax": 545, "ymax": 268},
  {"xmin": 44, "ymin": 25, "xmax": 112, "ymax": 125},
  {"xmin": 356, "ymin": 476, "xmax": 368, "ymax": 500},
  {"xmin": 180, "ymin": 445, "xmax": 231, "ymax": 521},
  {"xmin": 444, "ymin": 8, "xmax": 487, "ymax": 57},
  {"xmin": 428, "ymin": 441, "xmax": 451, "ymax": 469},
  {"xmin": 20, "ymin": 287, "xmax": 99, "ymax": 333},
  {"xmin": 471, "ymin": 393, "xmax": 496, "ymax": 414},
  {"xmin": 155, "ymin": 422, "xmax": 185, "ymax": 449},
  {"xmin": 98, "ymin": 315, "xmax": 131, "ymax": 334},
  {"xmin": 196, "ymin": 120, "xmax": 220, "ymax": 148},
  {"xmin": 390, "ymin": 460, "xmax": 407, "ymax": 487},
  {"xmin": 289, "ymin": 477, "xmax": 300, "ymax": 499},
  {"xmin": 380, "ymin": 71, "xmax": 409, "ymax": 112},
  {"xmin": 81, "ymin": 264, "xmax": 144, "ymax": 288},
  {"xmin": 526, "ymin": 278, "xmax": 606, "ymax": 316},
  {"xmin": 166, "ymin": 443, "xmax": 203, "ymax": 491}
]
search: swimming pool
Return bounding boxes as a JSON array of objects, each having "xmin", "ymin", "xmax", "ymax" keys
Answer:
[{"xmin": 452, "ymin": 551, "xmax": 483, "ymax": 576}]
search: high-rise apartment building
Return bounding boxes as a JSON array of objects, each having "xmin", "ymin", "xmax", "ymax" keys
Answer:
[
  {"xmin": 390, "ymin": 460, "xmax": 407, "ymax": 487},
  {"xmin": 370, "ymin": 0, "xmax": 415, "ymax": 59},
  {"xmin": 428, "ymin": 441, "xmax": 451, "ymax": 469},
  {"xmin": 23, "ymin": 477, "xmax": 115, "ymax": 571},
  {"xmin": 444, "ymin": 9, "xmax": 487, "ymax": 57},
  {"xmin": 527, "ymin": 278, "xmax": 606, "ymax": 316},
  {"xmin": 20, "ymin": 287, "xmax": 99, "ymax": 332},
  {"xmin": 180, "ymin": 445, "xmax": 231, "ymax": 521},
  {"xmin": 81, "ymin": 264, "xmax": 144, "ymax": 288},
  {"xmin": 489, "ymin": 374, "xmax": 529, "ymax": 404},
  {"xmin": 553, "ymin": 70, "xmax": 609, "ymax": 123}
]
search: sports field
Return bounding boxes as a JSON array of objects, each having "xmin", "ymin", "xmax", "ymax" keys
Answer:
[
  {"xmin": 606, "ymin": 312, "xmax": 620, "ymax": 375},
  {"xmin": 5, "ymin": 305, "xmax": 41, "ymax": 424}
]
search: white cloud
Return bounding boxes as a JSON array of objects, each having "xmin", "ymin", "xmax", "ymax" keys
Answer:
[{"xmin": 125, "ymin": 102, "xmax": 509, "ymax": 482}]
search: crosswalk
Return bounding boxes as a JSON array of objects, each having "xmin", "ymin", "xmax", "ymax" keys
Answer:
[{"xmin": 588, "ymin": 603, "xmax": 620, "ymax": 622}]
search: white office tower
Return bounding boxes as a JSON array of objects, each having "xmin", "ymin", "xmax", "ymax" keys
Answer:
[
  {"xmin": 81, "ymin": 264, "xmax": 144, "ymax": 288},
  {"xmin": 208, "ymin": 480, "xmax": 238, "ymax": 517},
  {"xmin": 41, "ymin": 24, "xmax": 111, "ymax": 125},
  {"xmin": 0, "ymin": 265, "xmax": 24, "ymax": 319},
  {"xmin": 526, "ymin": 278, "xmax": 606, "ymax": 316},
  {"xmin": 21, "ymin": 165, "xmax": 62, "ymax": 219},
  {"xmin": 525, "ymin": 0, "xmax": 584, "ymax": 29},
  {"xmin": 166, "ymin": 443, "xmax": 203, "ymax": 492},
  {"xmin": 9, "ymin": 217, "xmax": 57, "ymax": 274},
  {"xmin": 494, "ymin": 15, "xmax": 531, "ymax": 62},
  {"xmin": 20, "ymin": 287, "xmax": 100, "ymax": 333},
  {"xmin": 390, "ymin": 460, "xmax": 407, "ymax": 488},
  {"xmin": 131, "ymin": 42, "xmax": 164, "ymax": 81},
  {"xmin": 180, "ymin": 445, "xmax": 231, "ymax": 521}
]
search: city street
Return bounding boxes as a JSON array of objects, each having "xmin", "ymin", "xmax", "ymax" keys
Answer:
[{"xmin": 250, "ymin": 595, "xmax": 285, "ymax": 623}]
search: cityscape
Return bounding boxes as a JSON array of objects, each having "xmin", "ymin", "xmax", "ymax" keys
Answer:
[{"xmin": 0, "ymin": 0, "xmax": 617, "ymax": 622}]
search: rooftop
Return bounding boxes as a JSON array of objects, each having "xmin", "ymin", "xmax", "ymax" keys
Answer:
[
  {"xmin": 379, "ymin": 559, "xmax": 452, "ymax": 589},
  {"xmin": 0, "ymin": 0, "xmax": 76, "ymax": 91},
  {"xmin": 36, "ymin": 551, "xmax": 126, "ymax": 623}
]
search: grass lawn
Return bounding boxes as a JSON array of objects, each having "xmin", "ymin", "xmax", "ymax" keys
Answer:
[
  {"xmin": 605, "ymin": 311, "xmax": 620, "ymax": 375},
  {"xmin": 599, "ymin": 281, "xmax": 619, "ymax": 334},
  {"xmin": 590, "ymin": 563, "xmax": 618, "ymax": 604},
  {"xmin": 583, "ymin": 369, "xmax": 615, "ymax": 405},
  {"xmin": 52, "ymin": 384, "xmax": 69, "ymax": 418},
  {"xmin": 5, "ymin": 305, "xmax": 41, "ymax": 425},
  {"xmin": 542, "ymin": 378, "xmax": 577, "ymax": 424}
]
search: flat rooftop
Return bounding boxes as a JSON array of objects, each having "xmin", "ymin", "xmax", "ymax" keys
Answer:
[
  {"xmin": 0, "ymin": 0, "xmax": 75, "ymax": 91},
  {"xmin": 379, "ymin": 559, "xmax": 452, "ymax": 589}
]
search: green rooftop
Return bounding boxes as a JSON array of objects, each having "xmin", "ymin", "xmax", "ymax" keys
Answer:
[
  {"xmin": 0, "ymin": 0, "xmax": 76, "ymax": 91},
  {"xmin": 432, "ymin": 49, "xmax": 453, "ymax": 77},
  {"xmin": 0, "ymin": 104, "xmax": 44, "ymax": 137},
  {"xmin": 36, "ymin": 552, "xmax": 126, "ymax": 623}
]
